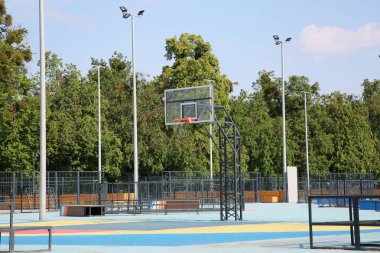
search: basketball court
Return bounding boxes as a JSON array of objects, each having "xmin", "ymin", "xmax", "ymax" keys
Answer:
[
  {"xmin": 0, "ymin": 85, "xmax": 376, "ymax": 252},
  {"xmin": 1, "ymin": 203, "xmax": 380, "ymax": 252}
]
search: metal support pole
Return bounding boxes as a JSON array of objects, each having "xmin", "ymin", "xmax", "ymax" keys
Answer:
[
  {"xmin": 304, "ymin": 92, "xmax": 310, "ymax": 193},
  {"xmin": 349, "ymin": 198, "xmax": 354, "ymax": 246},
  {"xmin": 97, "ymin": 67, "xmax": 102, "ymax": 183},
  {"xmin": 233, "ymin": 126, "xmax": 237, "ymax": 221},
  {"xmin": 10, "ymin": 203, "xmax": 14, "ymax": 253},
  {"xmin": 39, "ymin": 0, "xmax": 47, "ymax": 221},
  {"xmin": 20, "ymin": 173, "xmax": 23, "ymax": 212},
  {"xmin": 223, "ymin": 129, "xmax": 228, "ymax": 220},
  {"xmin": 210, "ymin": 124, "xmax": 213, "ymax": 180},
  {"xmin": 55, "ymin": 172, "xmax": 59, "ymax": 209},
  {"xmin": 77, "ymin": 171, "xmax": 80, "ymax": 205},
  {"xmin": 218, "ymin": 127, "xmax": 223, "ymax": 221},
  {"xmin": 12, "ymin": 172, "xmax": 16, "ymax": 204},
  {"xmin": 353, "ymin": 198, "xmax": 361, "ymax": 249},
  {"xmin": 131, "ymin": 15, "xmax": 139, "ymax": 199},
  {"xmin": 308, "ymin": 196, "xmax": 313, "ymax": 249},
  {"xmin": 281, "ymin": 42, "xmax": 287, "ymax": 203}
]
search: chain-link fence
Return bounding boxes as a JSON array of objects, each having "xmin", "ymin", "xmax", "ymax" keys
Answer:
[{"xmin": 0, "ymin": 171, "xmax": 379, "ymax": 213}]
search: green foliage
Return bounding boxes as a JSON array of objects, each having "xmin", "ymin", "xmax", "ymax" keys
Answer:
[
  {"xmin": 232, "ymin": 72, "xmax": 380, "ymax": 177},
  {"xmin": 157, "ymin": 33, "xmax": 233, "ymax": 106},
  {"xmin": 0, "ymin": 0, "xmax": 36, "ymax": 173},
  {"xmin": 1, "ymin": 2, "xmax": 380, "ymax": 179}
]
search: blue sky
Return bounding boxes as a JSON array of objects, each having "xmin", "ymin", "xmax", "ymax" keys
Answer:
[{"xmin": 7, "ymin": 0, "xmax": 380, "ymax": 96}]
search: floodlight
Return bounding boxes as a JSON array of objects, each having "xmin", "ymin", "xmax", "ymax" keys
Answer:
[
  {"xmin": 120, "ymin": 6, "xmax": 127, "ymax": 13},
  {"xmin": 273, "ymin": 35, "xmax": 279, "ymax": 40},
  {"xmin": 285, "ymin": 37, "xmax": 292, "ymax": 42},
  {"xmin": 275, "ymin": 41, "xmax": 281, "ymax": 45},
  {"xmin": 138, "ymin": 10, "xmax": 145, "ymax": 16},
  {"xmin": 120, "ymin": 6, "xmax": 131, "ymax": 18}
]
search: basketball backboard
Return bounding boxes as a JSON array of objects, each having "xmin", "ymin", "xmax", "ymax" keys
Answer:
[{"xmin": 164, "ymin": 85, "xmax": 214, "ymax": 125}]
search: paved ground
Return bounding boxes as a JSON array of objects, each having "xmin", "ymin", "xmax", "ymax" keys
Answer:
[{"xmin": 0, "ymin": 203, "xmax": 379, "ymax": 252}]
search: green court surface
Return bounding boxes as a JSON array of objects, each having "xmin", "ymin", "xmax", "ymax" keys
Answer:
[{"xmin": 0, "ymin": 203, "xmax": 379, "ymax": 252}]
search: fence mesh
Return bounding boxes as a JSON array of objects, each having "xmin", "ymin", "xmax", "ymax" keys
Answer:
[{"xmin": 0, "ymin": 171, "xmax": 378, "ymax": 213}]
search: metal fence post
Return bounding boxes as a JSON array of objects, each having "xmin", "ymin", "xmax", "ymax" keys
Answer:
[
  {"xmin": 77, "ymin": 171, "xmax": 80, "ymax": 205},
  {"xmin": 12, "ymin": 172, "xmax": 16, "ymax": 204},
  {"xmin": 20, "ymin": 173, "xmax": 24, "ymax": 212},
  {"xmin": 201, "ymin": 179, "xmax": 204, "ymax": 210},
  {"xmin": 47, "ymin": 173, "xmax": 50, "ymax": 210},
  {"xmin": 304, "ymin": 177, "xmax": 311, "ymax": 202},
  {"xmin": 32, "ymin": 171, "xmax": 36, "ymax": 208},
  {"xmin": 55, "ymin": 172, "xmax": 59, "ymax": 209},
  {"xmin": 61, "ymin": 177, "xmax": 65, "ymax": 206},
  {"xmin": 360, "ymin": 179, "xmax": 363, "ymax": 195}
]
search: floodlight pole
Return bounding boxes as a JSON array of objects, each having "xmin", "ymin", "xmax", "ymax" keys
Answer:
[
  {"xmin": 131, "ymin": 14, "xmax": 139, "ymax": 199},
  {"xmin": 120, "ymin": 7, "xmax": 143, "ymax": 199},
  {"xmin": 39, "ymin": 0, "xmax": 46, "ymax": 220},
  {"xmin": 281, "ymin": 42, "xmax": 286, "ymax": 203},
  {"xmin": 96, "ymin": 66, "xmax": 102, "ymax": 183},
  {"xmin": 274, "ymin": 35, "xmax": 291, "ymax": 203},
  {"xmin": 304, "ymin": 92, "xmax": 310, "ymax": 194}
]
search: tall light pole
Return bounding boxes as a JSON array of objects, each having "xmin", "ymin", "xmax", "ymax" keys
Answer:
[
  {"xmin": 273, "ymin": 35, "xmax": 291, "ymax": 202},
  {"xmin": 303, "ymin": 92, "xmax": 310, "ymax": 194},
  {"xmin": 120, "ymin": 6, "xmax": 144, "ymax": 199},
  {"xmin": 94, "ymin": 66, "xmax": 103, "ymax": 183},
  {"xmin": 39, "ymin": 0, "xmax": 47, "ymax": 220}
]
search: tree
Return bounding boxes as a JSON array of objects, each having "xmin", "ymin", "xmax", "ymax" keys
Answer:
[
  {"xmin": 156, "ymin": 33, "xmax": 233, "ymax": 106},
  {"xmin": 230, "ymin": 89, "xmax": 277, "ymax": 176},
  {"xmin": 317, "ymin": 92, "xmax": 378, "ymax": 174},
  {"xmin": 362, "ymin": 79, "xmax": 380, "ymax": 138},
  {"xmin": 152, "ymin": 33, "xmax": 236, "ymax": 175},
  {"xmin": 0, "ymin": 0, "xmax": 37, "ymax": 173}
]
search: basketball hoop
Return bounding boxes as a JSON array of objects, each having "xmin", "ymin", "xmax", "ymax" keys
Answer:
[
  {"xmin": 173, "ymin": 118, "xmax": 197, "ymax": 124},
  {"xmin": 164, "ymin": 85, "xmax": 214, "ymax": 126}
]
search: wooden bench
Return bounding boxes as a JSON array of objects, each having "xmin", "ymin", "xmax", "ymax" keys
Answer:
[{"xmin": 164, "ymin": 200, "xmax": 200, "ymax": 214}]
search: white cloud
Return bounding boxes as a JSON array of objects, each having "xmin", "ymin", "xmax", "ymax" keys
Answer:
[{"xmin": 300, "ymin": 23, "xmax": 380, "ymax": 57}]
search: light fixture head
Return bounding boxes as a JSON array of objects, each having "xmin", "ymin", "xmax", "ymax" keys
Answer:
[
  {"xmin": 273, "ymin": 35, "xmax": 279, "ymax": 41},
  {"xmin": 285, "ymin": 37, "xmax": 292, "ymax": 42},
  {"xmin": 138, "ymin": 10, "xmax": 145, "ymax": 16},
  {"xmin": 275, "ymin": 41, "xmax": 281, "ymax": 45},
  {"xmin": 120, "ymin": 6, "xmax": 130, "ymax": 18},
  {"xmin": 120, "ymin": 6, "xmax": 127, "ymax": 13}
]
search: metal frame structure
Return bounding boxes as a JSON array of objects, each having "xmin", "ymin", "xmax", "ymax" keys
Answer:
[
  {"xmin": 164, "ymin": 85, "xmax": 243, "ymax": 220},
  {"xmin": 0, "ymin": 202, "xmax": 52, "ymax": 252},
  {"xmin": 308, "ymin": 194, "xmax": 380, "ymax": 250},
  {"xmin": 203, "ymin": 105, "xmax": 243, "ymax": 221}
]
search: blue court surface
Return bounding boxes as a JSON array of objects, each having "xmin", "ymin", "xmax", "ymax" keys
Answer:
[{"xmin": 0, "ymin": 203, "xmax": 379, "ymax": 252}]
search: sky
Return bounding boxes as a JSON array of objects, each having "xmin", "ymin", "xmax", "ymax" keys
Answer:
[{"xmin": 6, "ymin": 0, "xmax": 380, "ymax": 96}]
